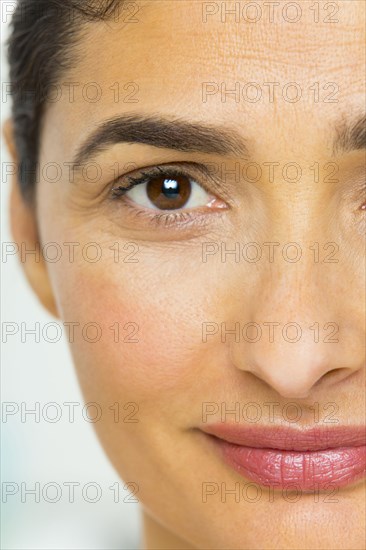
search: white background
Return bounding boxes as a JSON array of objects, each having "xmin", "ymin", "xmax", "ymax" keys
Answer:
[{"xmin": 1, "ymin": 2, "xmax": 141, "ymax": 548}]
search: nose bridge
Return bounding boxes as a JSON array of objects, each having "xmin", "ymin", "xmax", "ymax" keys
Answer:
[
  {"xmin": 265, "ymin": 252, "xmax": 330, "ymax": 313},
  {"xmin": 256, "ymin": 179, "xmax": 337, "ymax": 320}
]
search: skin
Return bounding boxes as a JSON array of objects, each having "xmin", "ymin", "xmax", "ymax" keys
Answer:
[{"xmin": 5, "ymin": 1, "xmax": 366, "ymax": 548}]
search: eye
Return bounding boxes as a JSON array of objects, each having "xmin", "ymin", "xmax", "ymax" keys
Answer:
[
  {"xmin": 112, "ymin": 166, "xmax": 222, "ymax": 212},
  {"xmin": 127, "ymin": 173, "xmax": 209, "ymax": 210}
]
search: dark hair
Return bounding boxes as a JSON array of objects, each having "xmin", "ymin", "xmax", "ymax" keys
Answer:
[{"xmin": 7, "ymin": 0, "xmax": 123, "ymax": 202}]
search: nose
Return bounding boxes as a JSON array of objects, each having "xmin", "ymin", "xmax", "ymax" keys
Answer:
[{"xmin": 229, "ymin": 261, "xmax": 365, "ymax": 399}]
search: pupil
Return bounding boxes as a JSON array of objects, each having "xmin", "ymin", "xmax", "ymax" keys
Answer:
[{"xmin": 163, "ymin": 178, "xmax": 180, "ymax": 197}]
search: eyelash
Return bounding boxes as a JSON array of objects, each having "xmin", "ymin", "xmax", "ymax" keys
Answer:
[{"xmin": 109, "ymin": 163, "xmax": 222, "ymax": 228}]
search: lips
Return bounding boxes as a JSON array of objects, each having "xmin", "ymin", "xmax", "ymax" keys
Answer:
[{"xmin": 201, "ymin": 425, "xmax": 366, "ymax": 491}]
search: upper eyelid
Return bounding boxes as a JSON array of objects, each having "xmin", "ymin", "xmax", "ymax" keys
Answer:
[
  {"xmin": 113, "ymin": 161, "xmax": 214, "ymax": 185},
  {"xmin": 110, "ymin": 161, "xmax": 233, "ymax": 202},
  {"xmin": 126, "ymin": 165, "xmax": 192, "ymax": 187}
]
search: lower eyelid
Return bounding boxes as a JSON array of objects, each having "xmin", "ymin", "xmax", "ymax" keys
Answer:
[{"xmin": 118, "ymin": 198, "xmax": 218, "ymax": 229}]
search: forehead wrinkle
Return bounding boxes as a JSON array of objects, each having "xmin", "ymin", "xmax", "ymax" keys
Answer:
[{"xmin": 68, "ymin": 10, "xmax": 365, "ymax": 95}]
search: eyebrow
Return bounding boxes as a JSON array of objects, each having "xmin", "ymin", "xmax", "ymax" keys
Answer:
[
  {"xmin": 333, "ymin": 114, "xmax": 366, "ymax": 155},
  {"xmin": 71, "ymin": 114, "xmax": 249, "ymax": 170},
  {"xmin": 71, "ymin": 112, "xmax": 365, "ymax": 172}
]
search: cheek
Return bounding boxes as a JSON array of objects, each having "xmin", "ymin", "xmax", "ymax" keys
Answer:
[{"xmin": 48, "ymin": 253, "xmax": 227, "ymax": 401}]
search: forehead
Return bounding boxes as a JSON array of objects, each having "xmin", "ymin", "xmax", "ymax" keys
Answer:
[
  {"xmin": 43, "ymin": 0, "xmax": 365, "ymax": 157},
  {"xmin": 69, "ymin": 1, "xmax": 365, "ymax": 87}
]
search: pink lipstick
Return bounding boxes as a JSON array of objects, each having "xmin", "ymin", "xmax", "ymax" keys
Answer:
[{"xmin": 201, "ymin": 425, "xmax": 366, "ymax": 491}]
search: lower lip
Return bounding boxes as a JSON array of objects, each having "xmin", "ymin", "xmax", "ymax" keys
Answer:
[{"xmin": 211, "ymin": 438, "xmax": 366, "ymax": 491}]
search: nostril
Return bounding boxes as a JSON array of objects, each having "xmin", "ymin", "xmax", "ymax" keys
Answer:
[{"xmin": 316, "ymin": 367, "xmax": 352, "ymax": 386}]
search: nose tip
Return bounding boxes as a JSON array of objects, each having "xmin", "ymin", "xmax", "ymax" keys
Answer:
[
  {"xmin": 248, "ymin": 358, "xmax": 327, "ymax": 399},
  {"xmin": 231, "ymin": 343, "xmax": 361, "ymax": 400}
]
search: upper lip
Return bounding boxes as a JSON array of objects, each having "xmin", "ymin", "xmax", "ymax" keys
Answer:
[{"xmin": 200, "ymin": 424, "xmax": 366, "ymax": 451}]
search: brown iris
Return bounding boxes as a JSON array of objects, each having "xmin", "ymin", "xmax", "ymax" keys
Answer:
[{"xmin": 146, "ymin": 175, "xmax": 192, "ymax": 210}]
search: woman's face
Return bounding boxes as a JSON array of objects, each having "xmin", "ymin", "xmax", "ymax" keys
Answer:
[{"xmin": 12, "ymin": 1, "xmax": 365, "ymax": 548}]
